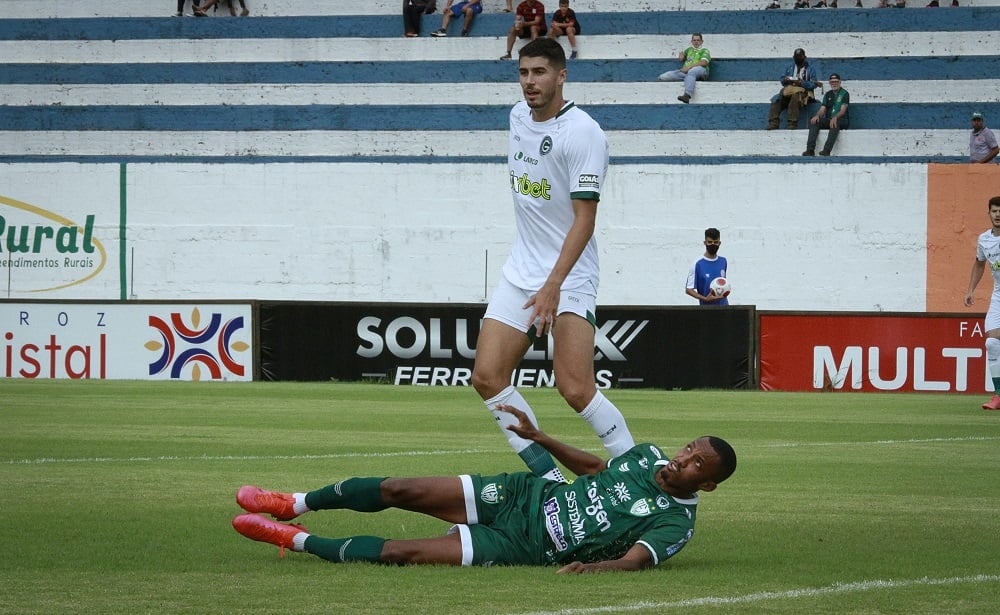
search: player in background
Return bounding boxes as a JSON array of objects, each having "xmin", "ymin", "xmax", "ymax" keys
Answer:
[
  {"xmin": 963, "ymin": 195, "xmax": 1000, "ymax": 410},
  {"xmin": 472, "ymin": 38, "xmax": 634, "ymax": 482},
  {"xmin": 686, "ymin": 227, "xmax": 729, "ymax": 306},
  {"xmin": 232, "ymin": 405, "xmax": 738, "ymax": 572}
]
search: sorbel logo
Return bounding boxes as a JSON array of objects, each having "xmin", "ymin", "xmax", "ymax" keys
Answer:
[{"xmin": 146, "ymin": 307, "xmax": 249, "ymax": 380}]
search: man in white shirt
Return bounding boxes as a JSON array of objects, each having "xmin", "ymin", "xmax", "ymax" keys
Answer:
[{"xmin": 472, "ymin": 38, "xmax": 634, "ymax": 481}]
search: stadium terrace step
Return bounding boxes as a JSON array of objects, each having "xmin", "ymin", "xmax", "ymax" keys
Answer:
[{"xmin": 5, "ymin": 0, "xmax": 1000, "ymax": 18}]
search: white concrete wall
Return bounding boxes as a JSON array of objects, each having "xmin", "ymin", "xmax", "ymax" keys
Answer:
[
  {"xmin": 0, "ymin": 160, "xmax": 928, "ymax": 311},
  {"xmin": 4, "ymin": 0, "xmax": 999, "ymax": 18}
]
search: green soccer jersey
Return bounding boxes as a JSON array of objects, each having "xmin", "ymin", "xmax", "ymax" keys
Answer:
[
  {"xmin": 531, "ymin": 443, "xmax": 698, "ymax": 566},
  {"xmin": 681, "ymin": 46, "xmax": 711, "ymax": 77}
]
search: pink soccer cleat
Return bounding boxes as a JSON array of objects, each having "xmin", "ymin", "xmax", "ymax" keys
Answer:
[
  {"xmin": 236, "ymin": 485, "xmax": 298, "ymax": 520},
  {"xmin": 232, "ymin": 513, "xmax": 308, "ymax": 558},
  {"xmin": 982, "ymin": 395, "xmax": 1000, "ymax": 410}
]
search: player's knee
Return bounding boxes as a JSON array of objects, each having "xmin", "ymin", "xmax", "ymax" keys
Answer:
[
  {"xmin": 379, "ymin": 540, "xmax": 417, "ymax": 565},
  {"xmin": 986, "ymin": 337, "xmax": 1000, "ymax": 361},
  {"xmin": 471, "ymin": 367, "xmax": 502, "ymax": 397},
  {"xmin": 556, "ymin": 380, "xmax": 594, "ymax": 411},
  {"xmin": 379, "ymin": 478, "xmax": 416, "ymax": 506}
]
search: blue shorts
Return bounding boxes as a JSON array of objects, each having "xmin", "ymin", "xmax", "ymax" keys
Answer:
[{"xmin": 448, "ymin": 1, "xmax": 483, "ymax": 16}]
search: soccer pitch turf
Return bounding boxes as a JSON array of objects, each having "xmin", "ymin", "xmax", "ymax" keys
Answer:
[{"xmin": 2, "ymin": 380, "xmax": 998, "ymax": 614}]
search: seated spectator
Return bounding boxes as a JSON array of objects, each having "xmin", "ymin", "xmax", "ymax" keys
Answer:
[
  {"xmin": 767, "ymin": 48, "xmax": 819, "ymax": 130},
  {"xmin": 803, "ymin": 73, "xmax": 850, "ymax": 156},
  {"xmin": 431, "ymin": 0, "xmax": 482, "ymax": 37},
  {"xmin": 176, "ymin": 1, "xmax": 201, "ymax": 16},
  {"xmin": 195, "ymin": 0, "xmax": 249, "ymax": 16},
  {"xmin": 404, "ymin": 0, "xmax": 437, "ymax": 37},
  {"xmin": 547, "ymin": 0, "xmax": 580, "ymax": 60},
  {"xmin": 657, "ymin": 33, "xmax": 711, "ymax": 104},
  {"xmin": 501, "ymin": 0, "xmax": 547, "ymax": 60},
  {"xmin": 970, "ymin": 113, "xmax": 999, "ymax": 164}
]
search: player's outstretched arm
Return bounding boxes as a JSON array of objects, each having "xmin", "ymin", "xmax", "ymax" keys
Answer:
[
  {"xmin": 557, "ymin": 545, "xmax": 654, "ymax": 574},
  {"xmin": 500, "ymin": 404, "xmax": 607, "ymax": 476}
]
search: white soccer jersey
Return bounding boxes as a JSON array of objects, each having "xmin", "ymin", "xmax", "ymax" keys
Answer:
[
  {"xmin": 976, "ymin": 229, "xmax": 1000, "ymax": 330},
  {"xmin": 503, "ymin": 100, "xmax": 609, "ymax": 292}
]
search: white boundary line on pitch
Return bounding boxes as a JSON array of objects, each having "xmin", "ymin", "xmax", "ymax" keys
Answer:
[
  {"xmin": 1, "ymin": 449, "xmax": 498, "ymax": 466},
  {"xmin": 512, "ymin": 574, "xmax": 1000, "ymax": 615},
  {"xmin": 4, "ymin": 436, "xmax": 997, "ymax": 466},
  {"xmin": 762, "ymin": 435, "xmax": 1000, "ymax": 448}
]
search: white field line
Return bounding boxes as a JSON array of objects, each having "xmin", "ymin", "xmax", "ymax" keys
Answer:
[
  {"xmin": 513, "ymin": 574, "xmax": 1000, "ymax": 615},
  {"xmin": 3, "ymin": 436, "xmax": 996, "ymax": 466}
]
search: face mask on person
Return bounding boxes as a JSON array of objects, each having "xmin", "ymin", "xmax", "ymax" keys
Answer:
[{"xmin": 706, "ymin": 244, "xmax": 720, "ymax": 255}]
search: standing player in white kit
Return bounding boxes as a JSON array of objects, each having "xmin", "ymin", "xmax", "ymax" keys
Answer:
[{"xmin": 471, "ymin": 38, "xmax": 635, "ymax": 480}]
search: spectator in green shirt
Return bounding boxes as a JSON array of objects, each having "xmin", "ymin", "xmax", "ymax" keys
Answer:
[{"xmin": 657, "ymin": 33, "xmax": 711, "ymax": 104}]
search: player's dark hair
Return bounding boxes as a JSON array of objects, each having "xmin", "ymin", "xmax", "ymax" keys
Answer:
[
  {"xmin": 705, "ymin": 227, "xmax": 721, "ymax": 240},
  {"xmin": 988, "ymin": 196, "xmax": 1000, "ymax": 209},
  {"xmin": 706, "ymin": 436, "xmax": 737, "ymax": 482},
  {"xmin": 519, "ymin": 37, "xmax": 566, "ymax": 70}
]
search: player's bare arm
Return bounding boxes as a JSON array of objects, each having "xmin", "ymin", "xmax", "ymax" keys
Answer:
[
  {"xmin": 500, "ymin": 404, "xmax": 607, "ymax": 476},
  {"xmin": 523, "ymin": 198, "xmax": 597, "ymax": 335},
  {"xmin": 966, "ymin": 258, "xmax": 986, "ymax": 306},
  {"xmin": 556, "ymin": 544, "xmax": 654, "ymax": 574}
]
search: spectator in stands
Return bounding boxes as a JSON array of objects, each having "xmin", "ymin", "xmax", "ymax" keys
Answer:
[
  {"xmin": 686, "ymin": 228, "xmax": 729, "ymax": 306},
  {"xmin": 657, "ymin": 33, "xmax": 711, "ymax": 104},
  {"xmin": 803, "ymin": 73, "xmax": 850, "ymax": 156},
  {"xmin": 194, "ymin": 0, "xmax": 249, "ymax": 16},
  {"xmin": 176, "ymin": 0, "xmax": 202, "ymax": 15},
  {"xmin": 548, "ymin": 0, "xmax": 581, "ymax": 60},
  {"xmin": 501, "ymin": 0, "xmax": 547, "ymax": 60},
  {"xmin": 767, "ymin": 48, "xmax": 819, "ymax": 130},
  {"xmin": 431, "ymin": 0, "xmax": 482, "ymax": 37},
  {"xmin": 404, "ymin": 0, "xmax": 437, "ymax": 37},
  {"xmin": 970, "ymin": 112, "xmax": 999, "ymax": 164}
]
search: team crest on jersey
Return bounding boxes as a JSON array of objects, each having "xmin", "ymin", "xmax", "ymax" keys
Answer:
[
  {"xmin": 540, "ymin": 136, "xmax": 553, "ymax": 156},
  {"xmin": 480, "ymin": 483, "xmax": 501, "ymax": 504},
  {"xmin": 629, "ymin": 499, "xmax": 652, "ymax": 516},
  {"xmin": 656, "ymin": 496, "xmax": 670, "ymax": 509}
]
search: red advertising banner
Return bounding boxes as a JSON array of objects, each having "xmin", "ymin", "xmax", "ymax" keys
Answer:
[{"xmin": 759, "ymin": 313, "xmax": 989, "ymax": 393}]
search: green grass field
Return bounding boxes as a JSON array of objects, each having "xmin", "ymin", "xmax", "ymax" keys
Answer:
[{"xmin": 2, "ymin": 381, "xmax": 999, "ymax": 614}]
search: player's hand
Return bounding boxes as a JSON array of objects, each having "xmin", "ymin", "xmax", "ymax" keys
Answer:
[
  {"xmin": 499, "ymin": 404, "xmax": 541, "ymax": 440},
  {"xmin": 556, "ymin": 561, "xmax": 592, "ymax": 574},
  {"xmin": 524, "ymin": 284, "xmax": 560, "ymax": 336},
  {"xmin": 964, "ymin": 294, "xmax": 975, "ymax": 307}
]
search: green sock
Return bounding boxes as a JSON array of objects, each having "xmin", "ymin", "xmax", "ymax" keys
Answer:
[
  {"xmin": 992, "ymin": 376, "xmax": 1000, "ymax": 394},
  {"xmin": 304, "ymin": 535, "xmax": 386, "ymax": 563},
  {"xmin": 304, "ymin": 477, "xmax": 387, "ymax": 512},
  {"xmin": 518, "ymin": 442, "xmax": 558, "ymax": 476}
]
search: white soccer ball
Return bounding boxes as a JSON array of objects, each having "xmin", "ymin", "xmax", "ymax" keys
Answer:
[{"xmin": 709, "ymin": 276, "xmax": 731, "ymax": 298}]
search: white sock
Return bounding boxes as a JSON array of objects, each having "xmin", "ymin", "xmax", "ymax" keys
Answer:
[
  {"xmin": 292, "ymin": 532, "xmax": 310, "ymax": 552},
  {"xmin": 484, "ymin": 386, "xmax": 539, "ymax": 454},
  {"xmin": 579, "ymin": 391, "xmax": 635, "ymax": 457},
  {"xmin": 292, "ymin": 493, "xmax": 310, "ymax": 515}
]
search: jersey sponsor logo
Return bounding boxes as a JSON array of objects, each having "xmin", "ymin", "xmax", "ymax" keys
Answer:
[
  {"xmin": 565, "ymin": 490, "xmax": 585, "ymax": 545},
  {"xmin": 540, "ymin": 136, "xmax": 553, "ymax": 156},
  {"xmin": 616, "ymin": 461, "xmax": 630, "ymax": 473},
  {"xmin": 656, "ymin": 496, "xmax": 670, "ymax": 509},
  {"xmin": 611, "ymin": 481, "xmax": 632, "ymax": 504},
  {"xmin": 480, "ymin": 483, "xmax": 500, "ymax": 504},
  {"xmin": 629, "ymin": 499, "xmax": 652, "ymax": 516},
  {"xmin": 578, "ymin": 174, "xmax": 600, "ymax": 190},
  {"xmin": 665, "ymin": 528, "xmax": 694, "ymax": 557},
  {"xmin": 510, "ymin": 172, "xmax": 552, "ymax": 200},
  {"xmin": 586, "ymin": 481, "xmax": 612, "ymax": 532},
  {"xmin": 543, "ymin": 497, "xmax": 569, "ymax": 551},
  {"xmin": 514, "ymin": 151, "xmax": 539, "ymax": 165}
]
